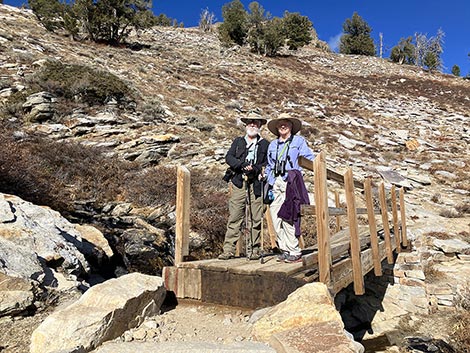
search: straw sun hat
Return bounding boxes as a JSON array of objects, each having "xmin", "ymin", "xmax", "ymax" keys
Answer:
[
  {"xmin": 267, "ymin": 113, "xmax": 302, "ymax": 136},
  {"xmin": 240, "ymin": 111, "xmax": 267, "ymax": 126}
]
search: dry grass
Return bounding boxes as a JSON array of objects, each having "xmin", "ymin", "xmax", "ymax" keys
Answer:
[{"xmin": 451, "ymin": 284, "xmax": 470, "ymax": 352}]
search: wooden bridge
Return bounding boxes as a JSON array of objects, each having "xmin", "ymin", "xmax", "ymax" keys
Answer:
[{"xmin": 163, "ymin": 152, "xmax": 408, "ymax": 309}]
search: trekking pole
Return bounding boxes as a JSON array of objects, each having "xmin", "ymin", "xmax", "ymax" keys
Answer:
[{"xmin": 245, "ymin": 180, "xmax": 255, "ymax": 260}]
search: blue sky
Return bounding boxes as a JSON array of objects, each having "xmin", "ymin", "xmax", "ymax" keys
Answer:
[{"xmin": 4, "ymin": 0, "xmax": 469, "ymax": 75}]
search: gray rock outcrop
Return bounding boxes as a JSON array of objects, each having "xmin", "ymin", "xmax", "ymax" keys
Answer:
[
  {"xmin": 30, "ymin": 273, "xmax": 166, "ymax": 353},
  {"xmin": 0, "ymin": 193, "xmax": 90, "ymax": 283}
]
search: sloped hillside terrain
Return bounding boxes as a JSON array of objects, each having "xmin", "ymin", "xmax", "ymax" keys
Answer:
[
  {"xmin": 1, "ymin": 1, "xmax": 469, "ymax": 275},
  {"xmin": 0, "ymin": 4, "xmax": 469, "ymax": 351}
]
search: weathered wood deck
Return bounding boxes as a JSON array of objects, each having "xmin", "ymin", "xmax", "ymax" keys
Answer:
[
  {"xmin": 163, "ymin": 229, "xmax": 397, "ymax": 309},
  {"xmin": 165, "ymin": 152, "xmax": 407, "ymax": 309}
]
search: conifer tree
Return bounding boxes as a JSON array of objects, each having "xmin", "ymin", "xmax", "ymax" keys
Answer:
[
  {"xmin": 390, "ymin": 37, "xmax": 415, "ymax": 65},
  {"xmin": 339, "ymin": 12, "xmax": 375, "ymax": 56},
  {"xmin": 281, "ymin": 11, "xmax": 312, "ymax": 50},
  {"xmin": 246, "ymin": 1, "xmax": 269, "ymax": 54},
  {"xmin": 218, "ymin": 0, "xmax": 248, "ymax": 46},
  {"xmin": 451, "ymin": 65, "xmax": 461, "ymax": 77}
]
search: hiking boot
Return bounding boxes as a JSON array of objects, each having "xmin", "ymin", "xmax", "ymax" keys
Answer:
[
  {"xmin": 218, "ymin": 252, "xmax": 234, "ymax": 260},
  {"xmin": 284, "ymin": 254, "xmax": 302, "ymax": 263},
  {"xmin": 276, "ymin": 252, "xmax": 288, "ymax": 262},
  {"xmin": 248, "ymin": 252, "xmax": 261, "ymax": 260}
]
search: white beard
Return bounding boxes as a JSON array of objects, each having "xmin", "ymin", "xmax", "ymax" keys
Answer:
[{"xmin": 246, "ymin": 127, "xmax": 260, "ymax": 137}]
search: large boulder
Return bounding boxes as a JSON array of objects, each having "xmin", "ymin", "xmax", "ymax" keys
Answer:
[
  {"xmin": 252, "ymin": 283, "xmax": 342, "ymax": 342},
  {"xmin": 0, "ymin": 193, "xmax": 90, "ymax": 284},
  {"xmin": 252, "ymin": 283, "xmax": 363, "ymax": 352},
  {"xmin": 0, "ymin": 272, "xmax": 35, "ymax": 317},
  {"xmin": 30, "ymin": 273, "xmax": 166, "ymax": 353}
]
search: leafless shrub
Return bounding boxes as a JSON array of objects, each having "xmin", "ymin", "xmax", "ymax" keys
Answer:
[
  {"xmin": 199, "ymin": 8, "xmax": 216, "ymax": 33},
  {"xmin": 451, "ymin": 285, "xmax": 470, "ymax": 352}
]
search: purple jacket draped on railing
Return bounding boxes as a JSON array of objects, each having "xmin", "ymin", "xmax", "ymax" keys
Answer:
[{"xmin": 278, "ymin": 170, "xmax": 310, "ymax": 237}]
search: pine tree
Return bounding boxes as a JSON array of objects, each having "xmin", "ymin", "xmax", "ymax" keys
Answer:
[
  {"xmin": 262, "ymin": 17, "xmax": 285, "ymax": 56},
  {"xmin": 218, "ymin": 0, "xmax": 248, "ymax": 46},
  {"xmin": 339, "ymin": 12, "xmax": 375, "ymax": 56},
  {"xmin": 390, "ymin": 37, "xmax": 415, "ymax": 65},
  {"xmin": 246, "ymin": 1, "xmax": 269, "ymax": 54},
  {"xmin": 281, "ymin": 11, "xmax": 312, "ymax": 50},
  {"xmin": 28, "ymin": 0, "xmax": 65, "ymax": 32},
  {"xmin": 451, "ymin": 65, "xmax": 461, "ymax": 76}
]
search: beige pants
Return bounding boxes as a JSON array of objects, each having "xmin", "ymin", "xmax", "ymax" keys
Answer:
[
  {"xmin": 269, "ymin": 177, "xmax": 301, "ymax": 256},
  {"xmin": 222, "ymin": 181, "xmax": 263, "ymax": 255}
]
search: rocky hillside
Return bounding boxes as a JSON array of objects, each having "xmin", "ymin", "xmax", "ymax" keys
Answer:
[
  {"xmin": 1, "ymin": 3, "xmax": 470, "ymax": 353},
  {"xmin": 1, "ymin": 2, "xmax": 469, "ymax": 270}
]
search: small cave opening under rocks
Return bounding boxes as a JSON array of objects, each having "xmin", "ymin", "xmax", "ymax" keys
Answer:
[{"xmin": 334, "ymin": 267, "xmax": 459, "ymax": 353}]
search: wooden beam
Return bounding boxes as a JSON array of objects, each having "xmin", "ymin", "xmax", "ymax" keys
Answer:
[
  {"xmin": 175, "ymin": 166, "xmax": 190, "ymax": 265},
  {"xmin": 344, "ymin": 168, "xmax": 365, "ymax": 295},
  {"xmin": 301, "ymin": 205, "xmax": 381, "ymax": 216},
  {"xmin": 265, "ymin": 208, "xmax": 277, "ymax": 249},
  {"xmin": 391, "ymin": 185, "xmax": 401, "ymax": 253},
  {"xmin": 399, "ymin": 188, "xmax": 408, "ymax": 248},
  {"xmin": 313, "ymin": 151, "xmax": 331, "ymax": 284},
  {"xmin": 378, "ymin": 182, "xmax": 394, "ymax": 264},
  {"xmin": 299, "ymin": 156, "xmax": 364, "ymax": 189},
  {"xmin": 364, "ymin": 178, "xmax": 382, "ymax": 276},
  {"xmin": 334, "ymin": 191, "xmax": 341, "ymax": 233}
]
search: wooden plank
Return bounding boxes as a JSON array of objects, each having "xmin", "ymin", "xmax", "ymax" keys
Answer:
[
  {"xmin": 302, "ymin": 228, "xmax": 371, "ymax": 267},
  {"xmin": 364, "ymin": 178, "xmax": 382, "ymax": 276},
  {"xmin": 176, "ymin": 268, "xmax": 202, "ymax": 299},
  {"xmin": 162, "ymin": 266, "xmax": 178, "ymax": 295},
  {"xmin": 399, "ymin": 188, "xmax": 409, "ymax": 248},
  {"xmin": 299, "ymin": 156, "xmax": 364, "ymax": 189},
  {"xmin": 391, "ymin": 185, "xmax": 401, "ymax": 253},
  {"xmin": 301, "ymin": 205, "xmax": 381, "ymax": 216},
  {"xmin": 175, "ymin": 166, "xmax": 190, "ymax": 265},
  {"xmin": 344, "ymin": 168, "xmax": 365, "ymax": 295},
  {"xmin": 265, "ymin": 208, "xmax": 277, "ymax": 249},
  {"xmin": 378, "ymin": 182, "xmax": 394, "ymax": 264},
  {"xmin": 334, "ymin": 191, "xmax": 341, "ymax": 233},
  {"xmin": 313, "ymin": 151, "xmax": 331, "ymax": 284}
]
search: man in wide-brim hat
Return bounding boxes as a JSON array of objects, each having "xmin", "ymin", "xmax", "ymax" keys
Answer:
[
  {"xmin": 264, "ymin": 112, "xmax": 314, "ymax": 263},
  {"xmin": 218, "ymin": 111, "xmax": 269, "ymax": 261}
]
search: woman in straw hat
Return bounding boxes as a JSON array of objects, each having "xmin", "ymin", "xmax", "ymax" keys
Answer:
[
  {"xmin": 218, "ymin": 112, "xmax": 270, "ymax": 260},
  {"xmin": 265, "ymin": 113, "xmax": 315, "ymax": 263}
]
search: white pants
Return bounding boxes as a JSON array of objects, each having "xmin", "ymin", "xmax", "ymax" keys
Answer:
[{"xmin": 269, "ymin": 177, "xmax": 301, "ymax": 256}]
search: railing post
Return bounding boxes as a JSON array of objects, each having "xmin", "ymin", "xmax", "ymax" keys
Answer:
[
  {"xmin": 334, "ymin": 190, "xmax": 341, "ymax": 233},
  {"xmin": 399, "ymin": 188, "xmax": 408, "ymax": 248},
  {"xmin": 175, "ymin": 166, "xmax": 190, "ymax": 265},
  {"xmin": 344, "ymin": 168, "xmax": 365, "ymax": 295},
  {"xmin": 364, "ymin": 178, "xmax": 382, "ymax": 276},
  {"xmin": 391, "ymin": 185, "xmax": 401, "ymax": 253},
  {"xmin": 378, "ymin": 182, "xmax": 394, "ymax": 264},
  {"xmin": 313, "ymin": 151, "xmax": 331, "ymax": 285}
]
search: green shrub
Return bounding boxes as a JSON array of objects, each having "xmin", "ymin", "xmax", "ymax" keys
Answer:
[{"xmin": 29, "ymin": 60, "xmax": 136, "ymax": 106}]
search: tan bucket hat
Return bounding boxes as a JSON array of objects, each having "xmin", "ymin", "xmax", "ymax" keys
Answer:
[
  {"xmin": 241, "ymin": 111, "xmax": 267, "ymax": 126},
  {"xmin": 267, "ymin": 113, "xmax": 302, "ymax": 136}
]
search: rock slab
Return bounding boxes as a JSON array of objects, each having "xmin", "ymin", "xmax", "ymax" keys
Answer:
[{"xmin": 30, "ymin": 273, "xmax": 166, "ymax": 353}]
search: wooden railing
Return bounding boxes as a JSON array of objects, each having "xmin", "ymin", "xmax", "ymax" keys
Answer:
[
  {"xmin": 173, "ymin": 152, "xmax": 408, "ymax": 295},
  {"xmin": 298, "ymin": 152, "xmax": 408, "ymax": 294}
]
